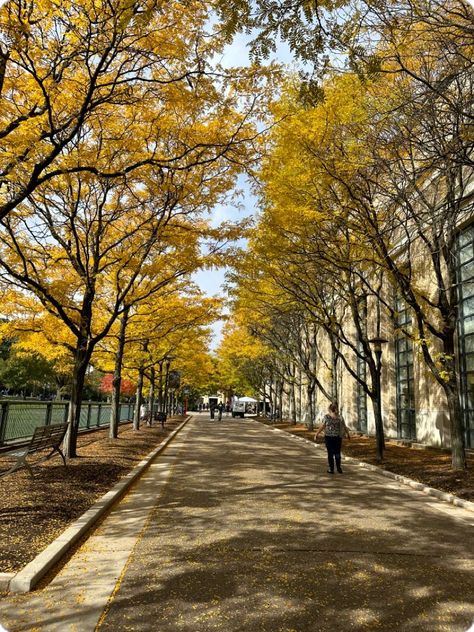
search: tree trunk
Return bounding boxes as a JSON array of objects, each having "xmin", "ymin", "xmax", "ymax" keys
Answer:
[
  {"xmin": 148, "ymin": 366, "xmax": 156, "ymax": 425},
  {"xmin": 110, "ymin": 305, "xmax": 130, "ymax": 439},
  {"xmin": 307, "ymin": 381, "xmax": 315, "ymax": 431},
  {"xmin": 158, "ymin": 361, "xmax": 164, "ymax": 411},
  {"xmin": 272, "ymin": 380, "xmax": 278, "ymax": 418},
  {"xmin": 370, "ymin": 360, "xmax": 385, "ymax": 462},
  {"xmin": 278, "ymin": 382, "xmax": 283, "ymax": 420},
  {"xmin": 441, "ymin": 330, "xmax": 466, "ymax": 469},
  {"xmin": 290, "ymin": 373, "xmax": 297, "ymax": 424},
  {"xmin": 163, "ymin": 362, "xmax": 170, "ymax": 414},
  {"xmin": 133, "ymin": 368, "xmax": 144, "ymax": 431},
  {"xmin": 298, "ymin": 367, "xmax": 303, "ymax": 422},
  {"xmin": 418, "ymin": 325, "xmax": 467, "ymax": 469},
  {"xmin": 444, "ymin": 380, "xmax": 466, "ymax": 469},
  {"xmin": 331, "ymin": 340, "xmax": 338, "ymax": 404},
  {"xmin": 64, "ymin": 339, "xmax": 91, "ymax": 458}
]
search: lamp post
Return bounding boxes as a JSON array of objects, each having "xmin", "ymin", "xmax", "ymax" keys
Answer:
[{"xmin": 369, "ymin": 337, "xmax": 388, "ymax": 462}]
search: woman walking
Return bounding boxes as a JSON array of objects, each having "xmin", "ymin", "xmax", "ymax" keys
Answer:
[{"xmin": 315, "ymin": 403, "xmax": 350, "ymax": 473}]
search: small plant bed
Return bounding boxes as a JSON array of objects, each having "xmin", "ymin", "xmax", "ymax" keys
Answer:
[
  {"xmin": 261, "ymin": 420, "xmax": 474, "ymax": 502},
  {"xmin": 0, "ymin": 417, "xmax": 185, "ymax": 574}
]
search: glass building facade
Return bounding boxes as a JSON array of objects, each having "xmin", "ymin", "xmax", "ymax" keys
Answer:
[
  {"xmin": 395, "ymin": 296, "xmax": 416, "ymax": 440},
  {"xmin": 457, "ymin": 225, "xmax": 474, "ymax": 448}
]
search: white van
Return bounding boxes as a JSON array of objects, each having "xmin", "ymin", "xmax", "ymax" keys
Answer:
[{"xmin": 231, "ymin": 400, "xmax": 246, "ymax": 418}]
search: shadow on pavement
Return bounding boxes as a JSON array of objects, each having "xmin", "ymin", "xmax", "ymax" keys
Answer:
[{"xmin": 97, "ymin": 419, "xmax": 474, "ymax": 631}]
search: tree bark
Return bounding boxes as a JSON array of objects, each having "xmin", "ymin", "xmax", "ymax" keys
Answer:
[
  {"xmin": 443, "ymin": 377, "xmax": 466, "ymax": 469},
  {"xmin": 369, "ymin": 359, "xmax": 385, "ymax": 462},
  {"xmin": 148, "ymin": 366, "xmax": 156, "ymax": 425},
  {"xmin": 158, "ymin": 361, "xmax": 164, "ymax": 411},
  {"xmin": 306, "ymin": 381, "xmax": 315, "ymax": 431},
  {"xmin": 110, "ymin": 305, "xmax": 130, "ymax": 439},
  {"xmin": 64, "ymin": 338, "xmax": 91, "ymax": 458},
  {"xmin": 278, "ymin": 381, "xmax": 283, "ymax": 420},
  {"xmin": 133, "ymin": 368, "xmax": 144, "ymax": 431},
  {"xmin": 290, "ymin": 371, "xmax": 297, "ymax": 424},
  {"xmin": 163, "ymin": 361, "xmax": 170, "ymax": 414}
]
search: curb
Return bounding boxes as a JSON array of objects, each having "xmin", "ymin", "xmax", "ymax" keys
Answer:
[
  {"xmin": 256, "ymin": 421, "xmax": 474, "ymax": 515},
  {"xmin": 2, "ymin": 416, "xmax": 191, "ymax": 594}
]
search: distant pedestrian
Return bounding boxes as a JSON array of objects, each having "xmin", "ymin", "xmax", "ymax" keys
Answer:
[
  {"xmin": 217, "ymin": 402, "xmax": 224, "ymax": 421},
  {"xmin": 314, "ymin": 403, "xmax": 350, "ymax": 474},
  {"xmin": 210, "ymin": 403, "xmax": 215, "ymax": 420}
]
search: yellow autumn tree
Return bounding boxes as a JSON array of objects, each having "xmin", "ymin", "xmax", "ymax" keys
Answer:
[{"xmin": 0, "ymin": 0, "xmax": 277, "ymax": 220}]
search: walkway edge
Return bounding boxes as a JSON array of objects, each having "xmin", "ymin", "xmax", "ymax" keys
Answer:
[
  {"xmin": 256, "ymin": 421, "xmax": 474, "ymax": 515},
  {"xmin": 4, "ymin": 417, "xmax": 191, "ymax": 594}
]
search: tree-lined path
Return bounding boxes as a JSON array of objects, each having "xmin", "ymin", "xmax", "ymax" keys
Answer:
[{"xmin": 1, "ymin": 416, "xmax": 473, "ymax": 631}]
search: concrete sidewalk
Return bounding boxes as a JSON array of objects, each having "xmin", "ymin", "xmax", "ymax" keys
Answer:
[{"xmin": 1, "ymin": 415, "xmax": 473, "ymax": 631}]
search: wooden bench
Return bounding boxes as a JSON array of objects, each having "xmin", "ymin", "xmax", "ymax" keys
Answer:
[{"xmin": 0, "ymin": 423, "xmax": 68, "ymax": 479}]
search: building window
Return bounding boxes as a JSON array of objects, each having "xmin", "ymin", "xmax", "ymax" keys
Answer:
[
  {"xmin": 457, "ymin": 225, "xmax": 474, "ymax": 449},
  {"xmin": 395, "ymin": 297, "xmax": 416, "ymax": 440}
]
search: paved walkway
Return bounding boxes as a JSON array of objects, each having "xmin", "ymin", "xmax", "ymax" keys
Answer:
[{"xmin": 1, "ymin": 415, "xmax": 473, "ymax": 631}]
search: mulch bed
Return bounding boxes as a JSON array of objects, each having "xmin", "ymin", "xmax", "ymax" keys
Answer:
[
  {"xmin": 262, "ymin": 420, "xmax": 474, "ymax": 502},
  {"xmin": 0, "ymin": 417, "xmax": 184, "ymax": 574}
]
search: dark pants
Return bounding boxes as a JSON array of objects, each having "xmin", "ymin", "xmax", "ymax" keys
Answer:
[{"xmin": 325, "ymin": 436, "xmax": 342, "ymax": 471}]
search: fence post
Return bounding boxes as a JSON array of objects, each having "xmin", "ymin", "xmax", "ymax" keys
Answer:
[
  {"xmin": 86, "ymin": 403, "xmax": 92, "ymax": 429},
  {"xmin": 0, "ymin": 402, "xmax": 9, "ymax": 446},
  {"xmin": 45, "ymin": 402, "xmax": 53, "ymax": 426},
  {"xmin": 97, "ymin": 403, "xmax": 102, "ymax": 427}
]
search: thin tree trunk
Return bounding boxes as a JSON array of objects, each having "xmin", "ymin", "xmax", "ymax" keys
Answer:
[
  {"xmin": 278, "ymin": 382, "xmax": 283, "ymax": 420},
  {"xmin": 133, "ymin": 368, "xmax": 144, "ymax": 431},
  {"xmin": 298, "ymin": 367, "xmax": 303, "ymax": 421},
  {"xmin": 158, "ymin": 361, "xmax": 164, "ymax": 411},
  {"xmin": 331, "ymin": 340, "xmax": 338, "ymax": 404},
  {"xmin": 290, "ymin": 370, "xmax": 297, "ymax": 424},
  {"xmin": 110, "ymin": 305, "xmax": 130, "ymax": 439},
  {"xmin": 148, "ymin": 366, "xmax": 155, "ymax": 425},
  {"xmin": 307, "ymin": 381, "xmax": 315, "ymax": 431},
  {"xmin": 272, "ymin": 380, "xmax": 278, "ymax": 418},
  {"xmin": 163, "ymin": 361, "xmax": 170, "ymax": 415},
  {"xmin": 369, "ymin": 359, "xmax": 385, "ymax": 462},
  {"xmin": 268, "ymin": 380, "xmax": 274, "ymax": 416}
]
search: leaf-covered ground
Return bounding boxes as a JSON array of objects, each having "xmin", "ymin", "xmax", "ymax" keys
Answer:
[
  {"xmin": 264, "ymin": 421, "xmax": 474, "ymax": 503},
  {"xmin": 0, "ymin": 417, "xmax": 184, "ymax": 573}
]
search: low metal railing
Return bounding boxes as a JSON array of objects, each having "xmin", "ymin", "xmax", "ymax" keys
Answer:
[{"xmin": 0, "ymin": 400, "xmax": 135, "ymax": 446}]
